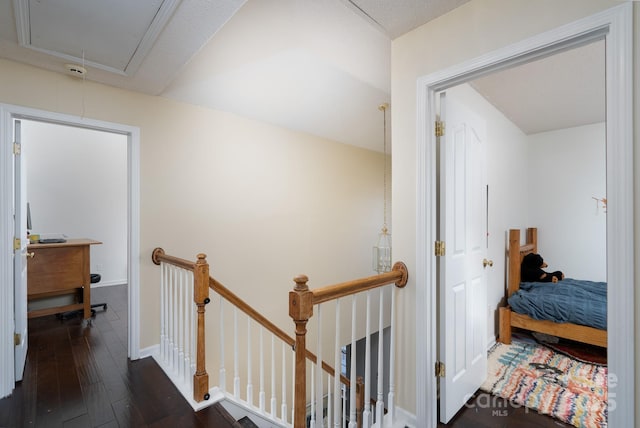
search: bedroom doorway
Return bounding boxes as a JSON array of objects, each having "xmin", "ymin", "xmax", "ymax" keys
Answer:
[
  {"xmin": 437, "ymin": 44, "xmax": 607, "ymax": 422},
  {"xmin": 417, "ymin": 5, "xmax": 633, "ymax": 428}
]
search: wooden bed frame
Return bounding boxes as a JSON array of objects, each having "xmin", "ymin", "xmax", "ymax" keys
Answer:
[{"xmin": 498, "ymin": 227, "xmax": 607, "ymax": 348}]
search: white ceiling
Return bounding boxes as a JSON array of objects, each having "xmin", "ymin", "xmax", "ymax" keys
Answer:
[{"xmin": 0, "ymin": 0, "xmax": 604, "ymax": 151}]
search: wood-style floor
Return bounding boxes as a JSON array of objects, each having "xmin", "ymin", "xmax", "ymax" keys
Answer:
[
  {"xmin": 0, "ymin": 284, "xmax": 239, "ymax": 428},
  {"xmin": 437, "ymin": 390, "xmax": 573, "ymax": 428},
  {"xmin": 1, "ymin": 284, "xmax": 574, "ymax": 428}
]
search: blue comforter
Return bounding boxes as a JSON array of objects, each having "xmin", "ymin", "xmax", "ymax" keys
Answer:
[{"xmin": 507, "ymin": 278, "xmax": 607, "ymax": 330}]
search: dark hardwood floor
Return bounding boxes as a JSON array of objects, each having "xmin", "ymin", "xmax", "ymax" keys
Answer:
[
  {"xmin": 437, "ymin": 390, "xmax": 573, "ymax": 428},
  {"xmin": 0, "ymin": 284, "xmax": 239, "ymax": 428},
  {"xmin": 2, "ymin": 284, "xmax": 575, "ymax": 427}
]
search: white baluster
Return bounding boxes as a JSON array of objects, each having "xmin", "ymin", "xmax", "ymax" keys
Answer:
[
  {"xmin": 376, "ymin": 288, "xmax": 384, "ymax": 425},
  {"xmin": 348, "ymin": 295, "xmax": 357, "ymax": 428},
  {"xmin": 316, "ymin": 304, "xmax": 323, "ymax": 427},
  {"xmin": 186, "ymin": 270, "xmax": 193, "ymax": 379},
  {"xmin": 281, "ymin": 341, "xmax": 288, "ymax": 423},
  {"xmin": 327, "ymin": 373, "xmax": 332, "ymax": 428},
  {"xmin": 160, "ymin": 262, "xmax": 166, "ymax": 362},
  {"xmin": 173, "ymin": 268, "xmax": 180, "ymax": 374},
  {"xmin": 219, "ymin": 296, "xmax": 226, "ymax": 392},
  {"xmin": 178, "ymin": 269, "xmax": 184, "ymax": 381},
  {"xmin": 271, "ymin": 334, "xmax": 277, "ymax": 417},
  {"xmin": 183, "ymin": 269, "xmax": 188, "ymax": 378},
  {"xmin": 388, "ymin": 285, "xmax": 396, "ymax": 423},
  {"xmin": 165, "ymin": 265, "xmax": 172, "ymax": 367},
  {"xmin": 234, "ymin": 307, "xmax": 240, "ymax": 398},
  {"xmin": 363, "ymin": 290, "xmax": 371, "ymax": 428},
  {"xmin": 186, "ymin": 272, "xmax": 194, "ymax": 393},
  {"xmin": 189, "ymin": 276, "xmax": 196, "ymax": 378},
  {"xmin": 333, "ymin": 299, "xmax": 342, "ymax": 428},
  {"xmin": 183, "ymin": 271, "xmax": 191, "ymax": 383},
  {"xmin": 342, "ymin": 384, "xmax": 347, "ymax": 428},
  {"xmin": 310, "ymin": 359, "xmax": 316, "ymax": 428},
  {"xmin": 168, "ymin": 266, "xmax": 175, "ymax": 371},
  {"xmin": 291, "ymin": 344, "xmax": 295, "ymax": 424},
  {"xmin": 177, "ymin": 267, "xmax": 182, "ymax": 373},
  {"xmin": 247, "ymin": 318, "xmax": 253, "ymax": 406},
  {"xmin": 259, "ymin": 327, "xmax": 265, "ymax": 413}
]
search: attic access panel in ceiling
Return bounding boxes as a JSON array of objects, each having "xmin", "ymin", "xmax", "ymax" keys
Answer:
[{"xmin": 13, "ymin": 0, "xmax": 179, "ymax": 75}]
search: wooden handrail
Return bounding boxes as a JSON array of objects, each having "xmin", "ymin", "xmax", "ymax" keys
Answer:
[
  {"xmin": 152, "ymin": 247, "xmax": 351, "ymax": 401},
  {"xmin": 152, "ymin": 247, "xmax": 196, "ymax": 270},
  {"xmin": 289, "ymin": 261, "xmax": 409, "ymax": 428},
  {"xmin": 210, "ymin": 276, "xmax": 350, "ymax": 385},
  {"xmin": 311, "ymin": 262, "xmax": 408, "ymax": 305}
]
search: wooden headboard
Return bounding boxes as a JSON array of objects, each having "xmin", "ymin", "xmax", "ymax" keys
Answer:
[{"xmin": 507, "ymin": 228, "xmax": 538, "ymax": 297}]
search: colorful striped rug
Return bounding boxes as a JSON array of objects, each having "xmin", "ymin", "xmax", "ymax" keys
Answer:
[{"xmin": 481, "ymin": 338, "xmax": 608, "ymax": 428}]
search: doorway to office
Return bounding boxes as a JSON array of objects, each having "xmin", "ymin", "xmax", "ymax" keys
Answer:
[
  {"xmin": 22, "ymin": 120, "xmax": 128, "ymax": 291},
  {"xmin": 0, "ymin": 104, "xmax": 141, "ymax": 397}
]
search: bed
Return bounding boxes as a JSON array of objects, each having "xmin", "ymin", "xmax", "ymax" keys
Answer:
[{"xmin": 498, "ymin": 227, "xmax": 607, "ymax": 348}]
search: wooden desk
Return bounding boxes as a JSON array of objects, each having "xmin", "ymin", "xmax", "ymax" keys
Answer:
[{"xmin": 27, "ymin": 239, "xmax": 102, "ymax": 319}]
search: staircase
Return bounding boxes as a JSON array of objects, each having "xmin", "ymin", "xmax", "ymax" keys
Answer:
[
  {"xmin": 209, "ymin": 402, "xmax": 259, "ymax": 428},
  {"xmin": 151, "ymin": 248, "xmax": 408, "ymax": 428}
]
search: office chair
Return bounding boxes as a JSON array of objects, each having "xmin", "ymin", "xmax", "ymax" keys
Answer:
[
  {"xmin": 88, "ymin": 273, "xmax": 108, "ymax": 314},
  {"xmin": 57, "ymin": 273, "xmax": 107, "ymax": 320}
]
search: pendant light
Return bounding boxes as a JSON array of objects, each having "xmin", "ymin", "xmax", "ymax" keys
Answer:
[{"xmin": 373, "ymin": 103, "xmax": 391, "ymax": 274}]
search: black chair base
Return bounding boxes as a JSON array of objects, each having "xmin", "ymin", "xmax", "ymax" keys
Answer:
[{"xmin": 56, "ymin": 274, "xmax": 106, "ymax": 320}]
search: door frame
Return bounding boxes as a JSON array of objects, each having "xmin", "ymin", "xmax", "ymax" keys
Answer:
[
  {"xmin": 0, "ymin": 104, "xmax": 141, "ymax": 398},
  {"xmin": 415, "ymin": 4, "xmax": 633, "ymax": 428}
]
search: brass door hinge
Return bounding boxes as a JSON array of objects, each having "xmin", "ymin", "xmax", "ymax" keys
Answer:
[
  {"xmin": 14, "ymin": 237, "xmax": 21, "ymax": 251},
  {"xmin": 435, "ymin": 241, "xmax": 445, "ymax": 256},
  {"xmin": 435, "ymin": 361, "xmax": 446, "ymax": 378},
  {"xmin": 13, "ymin": 142, "xmax": 21, "ymax": 155},
  {"xmin": 435, "ymin": 121, "xmax": 445, "ymax": 137},
  {"xmin": 14, "ymin": 333, "xmax": 21, "ymax": 346}
]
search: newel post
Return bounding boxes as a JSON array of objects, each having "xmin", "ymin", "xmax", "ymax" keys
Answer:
[
  {"xmin": 193, "ymin": 253, "xmax": 211, "ymax": 402},
  {"xmin": 289, "ymin": 275, "xmax": 314, "ymax": 428}
]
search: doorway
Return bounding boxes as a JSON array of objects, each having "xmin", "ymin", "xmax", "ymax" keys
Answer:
[
  {"xmin": 415, "ymin": 5, "xmax": 633, "ymax": 428},
  {"xmin": 436, "ymin": 42, "xmax": 606, "ymax": 424},
  {"xmin": 0, "ymin": 104, "xmax": 141, "ymax": 398}
]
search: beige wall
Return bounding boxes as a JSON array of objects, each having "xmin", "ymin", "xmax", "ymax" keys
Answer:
[
  {"xmin": 391, "ymin": 0, "xmax": 633, "ymax": 416},
  {"xmin": 0, "ymin": 57, "xmax": 387, "ymax": 353}
]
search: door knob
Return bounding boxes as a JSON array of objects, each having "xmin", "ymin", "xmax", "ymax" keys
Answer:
[
  {"xmin": 483, "ymin": 258, "xmax": 493, "ymax": 268},
  {"xmin": 26, "ymin": 252, "xmax": 35, "ymax": 259}
]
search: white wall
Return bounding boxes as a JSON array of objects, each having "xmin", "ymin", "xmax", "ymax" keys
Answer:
[
  {"xmin": 23, "ymin": 120, "xmax": 128, "ymax": 286},
  {"xmin": 527, "ymin": 123, "xmax": 607, "ymax": 282}
]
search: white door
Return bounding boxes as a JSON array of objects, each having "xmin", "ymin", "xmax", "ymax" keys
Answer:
[
  {"xmin": 438, "ymin": 92, "xmax": 488, "ymax": 424},
  {"xmin": 13, "ymin": 119, "xmax": 28, "ymax": 381}
]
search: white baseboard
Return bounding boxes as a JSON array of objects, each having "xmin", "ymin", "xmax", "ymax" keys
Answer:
[
  {"xmin": 393, "ymin": 406, "xmax": 417, "ymax": 427},
  {"xmin": 487, "ymin": 336, "xmax": 497, "ymax": 350},
  {"xmin": 138, "ymin": 344, "xmax": 158, "ymax": 359}
]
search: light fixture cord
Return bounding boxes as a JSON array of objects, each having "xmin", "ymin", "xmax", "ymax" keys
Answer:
[{"xmin": 382, "ymin": 104, "xmax": 388, "ymax": 231}]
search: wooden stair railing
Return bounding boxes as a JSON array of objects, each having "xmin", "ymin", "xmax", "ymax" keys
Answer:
[
  {"xmin": 152, "ymin": 248, "xmax": 358, "ymax": 422},
  {"xmin": 289, "ymin": 261, "xmax": 408, "ymax": 428},
  {"xmin": 152, "ymin": 248, "xmax": 210, "ymax": 402}
]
